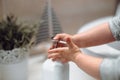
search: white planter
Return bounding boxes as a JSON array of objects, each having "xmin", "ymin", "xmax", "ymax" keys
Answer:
[{"xmin": 0, "ymin": 48, "xmax": 28, "ymax": 80}]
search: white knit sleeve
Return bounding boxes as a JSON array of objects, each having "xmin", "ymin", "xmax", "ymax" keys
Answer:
[
  {"xmin": 100, "ymin": 57, "xmax": 120, "ymax": 80},
  {"xmin": 109, "ymin": 16, "xmax": 120, "ymax": 41}
]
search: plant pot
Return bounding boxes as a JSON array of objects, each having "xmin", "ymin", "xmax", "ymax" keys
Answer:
[{"xmin": 0, "ymin": 48, "xmax": 28, "ymax": 80}]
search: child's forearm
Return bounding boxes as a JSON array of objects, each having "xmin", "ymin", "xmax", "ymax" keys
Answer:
[
  {"xmin": 73, "ymin": 53, "xmax": 103, "ymax": 79},
  {"xmin": 72, "ymin": 22, "xmax": 115, "ymax": 48}
]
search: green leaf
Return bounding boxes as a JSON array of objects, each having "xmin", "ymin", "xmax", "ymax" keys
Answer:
[{"xmin": 0, "ymin": 15, "xmax": 37, "ymax": 50}]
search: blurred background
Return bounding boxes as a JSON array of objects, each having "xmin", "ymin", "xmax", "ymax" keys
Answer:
[
  {"xmin": 0, "ymin": 0, "xmax": 119, "ymax": 80},
  {"xmin": 0, "ymin": 0, "xmax": 117, "ymax": 34}
]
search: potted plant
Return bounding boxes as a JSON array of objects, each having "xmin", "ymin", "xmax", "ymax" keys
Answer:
[{"xmin": 0, "ymin": 15, "xmax": 37, "ymax": 80}]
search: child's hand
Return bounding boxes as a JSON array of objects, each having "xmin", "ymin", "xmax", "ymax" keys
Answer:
[{"xmin": 48, "ymin": 37, "xmax": 81, "ymax": 63}]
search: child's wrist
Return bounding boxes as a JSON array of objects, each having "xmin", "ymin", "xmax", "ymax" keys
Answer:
[{"xmin": 71, "ymin": 52, "xmax": 81, "ymax": 62}]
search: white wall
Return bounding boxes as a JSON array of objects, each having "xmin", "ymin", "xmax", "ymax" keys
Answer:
[
  {"xmin": 1, "ymin": 0, "xmax": 116, "ymax": 34},
  {"xmin": 0, "ymin": 0, "xmax": 3, "ymax": 19},
  {"xmin": 52, "ymin": 0, "xmax": 116, "ymax": 34},
  {"xmin": 2, "ymin": 0, "xmax": 45, "ymax": 23}
]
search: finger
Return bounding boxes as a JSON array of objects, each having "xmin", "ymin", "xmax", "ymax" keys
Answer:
[
  {"xmin": 48, "ymin": 48, "xmax": 61, "ymax": 53},
  {"xmin": 66, "ymin": 37, "xmax": 76, "ymax": 49},
  {"xmin": 53, "ymin": 33, "xmax": 67, "ymax": 41},
  {"xmin": 48, "ymin": 49, "xmax": 58, "ymax": 54},
  {"xmin": 48, "ymin": 47, "xmax": 68, "ymax": 54},
  {"xmin": 48, "ymin": 53, "xmax": 61, "ymax": 59},
  {"xmin": 53, "ymin": 34, "xmax": 62, "ymax": 40}
]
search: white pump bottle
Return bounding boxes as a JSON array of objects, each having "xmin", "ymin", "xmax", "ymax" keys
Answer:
[{"xmin": 42, "ymin": 40, "xmax": 69, "ymax": 80}]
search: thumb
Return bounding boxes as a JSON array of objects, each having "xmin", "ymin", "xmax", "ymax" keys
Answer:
[{"xmin": 66, "ymin": 37, "xmax": 75, "ymax": 49}]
